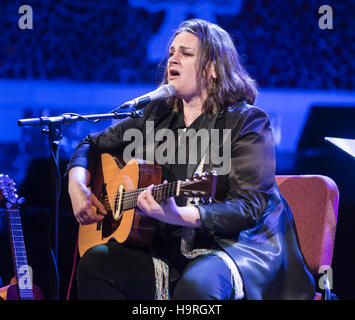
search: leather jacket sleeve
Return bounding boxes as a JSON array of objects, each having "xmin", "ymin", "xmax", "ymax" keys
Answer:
[{"xmin": 197, "ymin": 105, "xmax": 276, "ymax": 238}]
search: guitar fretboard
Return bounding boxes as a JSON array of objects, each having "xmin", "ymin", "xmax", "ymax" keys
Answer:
[
  {"xmin": 8, "ymin": 207, "xmax": 34, "ymax": 300},
  {"xmin": 121, "ymin": 181, "xmax": 180, "ymax": 210}
]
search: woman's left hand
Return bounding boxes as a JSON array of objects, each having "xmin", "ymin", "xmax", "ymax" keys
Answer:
[{"xmin": 137, "ymin": 182, "xmax": 201, "ymax": 228}]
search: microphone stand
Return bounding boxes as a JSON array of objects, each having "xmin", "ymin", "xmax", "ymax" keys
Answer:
[{"xmin": 17, "ymin": 107, "xmax": 144, "ymax": 300}]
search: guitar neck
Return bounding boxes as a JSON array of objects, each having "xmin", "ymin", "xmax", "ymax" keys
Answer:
[
  {"xmin": 122, "ymin": 181, "xmax": 181, "ymax": 210},
  {"xmin": 7, "ymin": 206, "xmax": 34, "ymax": 300}
]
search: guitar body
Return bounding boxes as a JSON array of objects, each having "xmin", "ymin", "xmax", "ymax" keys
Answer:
[
  {"xmin": 0, "ymin": 174, "xmax": 45, "ymax": 300},
  {"xmin": 2, "ymin": 283, "xmax": 44, "ymax": 300},
  {"xmin": 78, "ymin": 155, "xmax": 161, "ymax": 257}
]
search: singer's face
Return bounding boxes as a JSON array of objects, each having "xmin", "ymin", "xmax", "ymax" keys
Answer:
[{"xmin": 167, "ymin": 32, "xmax": 206, "ymax": 102}]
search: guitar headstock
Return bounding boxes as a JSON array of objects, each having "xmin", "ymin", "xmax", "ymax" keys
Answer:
[
  {"xmin": 179, "ymin": 171, "xmax": 218, "ymax": 199},
  {"xmin": 0, "ymin": 174, "xmax": 19, "ymax": 208}
]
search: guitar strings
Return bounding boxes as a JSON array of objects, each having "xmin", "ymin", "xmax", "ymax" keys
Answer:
[
  {"xmin": 99, "ymin": 181, "xmax": 181, "ymax": 210},
  {"xmin": 7, "ymin": 208, "xmax": 34, "ymax": 299},
  {"xmin": 102, "ymin": 181, "xmax": 179, "ymax": 201},
  {"xmin": 121, "ymin": 184, "xmax": 173, "ymax": 211},
  {"xmin": 111, "ymin": 182, "xmax": 178, "ymax": 203}
]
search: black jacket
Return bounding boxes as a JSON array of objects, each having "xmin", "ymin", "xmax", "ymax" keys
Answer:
[{"xmin": 68, "ymin": 100, "xmax": 315, "ymax": 299}]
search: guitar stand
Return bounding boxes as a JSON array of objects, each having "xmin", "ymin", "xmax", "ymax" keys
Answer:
[{"xmin": 17, "ymin": 107, "xmax": 143, "ymax": 300}]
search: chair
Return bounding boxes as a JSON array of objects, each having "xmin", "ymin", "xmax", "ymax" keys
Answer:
[{"xmin": 275, "ymin": 175, "xmax": 339, "ymax": 300}]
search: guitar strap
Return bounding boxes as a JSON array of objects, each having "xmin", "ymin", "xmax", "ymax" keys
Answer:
[{"xmin": 153, "ymin": 110, "xmax": 245, "ymax": 300}]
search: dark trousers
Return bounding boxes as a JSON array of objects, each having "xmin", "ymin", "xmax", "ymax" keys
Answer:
[{"xmin": 76, "ymin": 240, "xmax": 234, "ymax": 300}]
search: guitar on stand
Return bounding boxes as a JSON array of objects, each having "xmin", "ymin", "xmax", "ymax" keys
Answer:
[{"xmin": 0, "ymin": 174, "xmax": 44, "ymax": 300}]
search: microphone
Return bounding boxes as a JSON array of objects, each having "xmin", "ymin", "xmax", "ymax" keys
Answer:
[{"xmin": 119, "ymin": 84, "xmax": 176, "ymax": 110}]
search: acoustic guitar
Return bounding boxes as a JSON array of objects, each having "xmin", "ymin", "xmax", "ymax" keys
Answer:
[
  {"xmin": 78, "ymin": 154, "xmax": 217, "ymax": 257},
  {"xmin": 0, "ymin": 174, "xmax": 44, "ymax": 300}
]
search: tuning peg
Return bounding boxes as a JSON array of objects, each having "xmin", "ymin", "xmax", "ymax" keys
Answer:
[
  {"xmin": 18, "ymin": 197, "xmax": 26, "ymax": 205},
  {"xmin": 199, "ymin": 197, "xmax": 213, "ymax": 205}
]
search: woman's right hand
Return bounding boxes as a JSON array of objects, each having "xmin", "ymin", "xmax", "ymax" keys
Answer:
[{"xmin": 68, "ymin": 167, "xmax": 107, "ymax": 225}]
